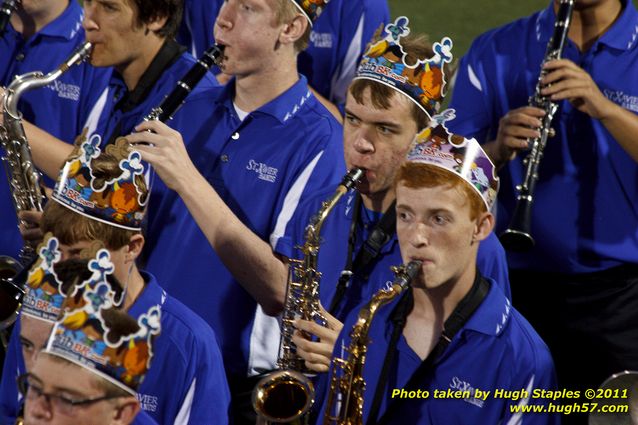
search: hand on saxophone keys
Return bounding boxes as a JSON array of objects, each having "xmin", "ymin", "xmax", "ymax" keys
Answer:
[
  {"xmin": 18, "ymin": 210, "xmax": 44, "ymax": 248},
  {"xmin": 292, "ymin": 304, "xmax": 343, "ymax": 373}
]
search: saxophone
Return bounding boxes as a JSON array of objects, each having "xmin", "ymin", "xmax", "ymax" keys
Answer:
[
  {"xmin": 253, "ymin": 168, "xmax": 364, "ymax": 423},
  {"xmin": 0, "ymin": 41, "xmax": 92, "ymax": 329},
  {"xmin": 323, "ymin": 260, "xmax": 422, "ymax": 425}
]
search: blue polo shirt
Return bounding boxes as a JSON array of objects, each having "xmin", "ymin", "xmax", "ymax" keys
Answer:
[
  {"xmin": 317, "ymin": 279, "xmax": 559, "ymax": 424},
  {"xmin": 448, "ymin": 0, "xmax": 638, "ymax": 273},
  {"xmin": 275, "ymin": 188, "xmax": 511, "ymax": 322},
  {"xmin": 0, "ymin": 1, "xmax": 110, "ymax": 261},
  {"xmin": 176, "ymin": 0, "xmax": 390, "ymax": 103},
  {"xmin": 298, "ymin": 0, "xmax": 390, "ymax": 104},
  {"xmin": 144, "ymin": 75, "xmax": 346, "ymax": 378},
  {"xmin": 0, "ymin": 272, "xmax": 230, "ymax": 425}
]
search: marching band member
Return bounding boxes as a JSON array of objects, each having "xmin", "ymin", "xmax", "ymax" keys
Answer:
[
  {"xmin": 318, "ymin": 127, "xmax": 558, "ymax": 425},
  {"xmin": 177, "ymin": 0, "xmax": 391, "ymax": 112},
  {"xmin": 131, "ymin": 13, "xmax": 511, "ymax": 421},
  {"xmin": 1, "ymin": 142, "xmax": 230, "ymax": 424},
  {"xmin": 22, "ymin": 250, "xmax": 160, "ymax": 424},
  {"xmin": 448, "ymin": 2, "xmax": 638, "ymax": 423},
  {"xmin": 126, "ymin": 0, "xmax": 345, "ymax": 422}
]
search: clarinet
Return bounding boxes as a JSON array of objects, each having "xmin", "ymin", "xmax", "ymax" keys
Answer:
[
  {"xmin": 0, "ymin": 0, "xmax": 18, "ymax": 36},
  {"xmin": 499, "ymin": 0, "xmax": 574, "ymax": 252},
  {"xmin": 144, "ymin": 44, "xmax": 224, "ymax": 122}
]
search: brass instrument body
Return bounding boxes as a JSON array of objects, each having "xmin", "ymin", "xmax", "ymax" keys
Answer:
[
  {"xmin": 0, "ymin": 42, "xmax": 91, "ymax": 329},
  {"xmin": 253, "ymin": 168, "xmax": 363, "ymax": 423},
  {"xmin": 0, "ymin": 41, "xmax": 92, "ymax": 264},
  {"xmin": 323, "ymin": 260, "xmax": 422, "ymax": 425},
  {"xmin": 499, "ymin": 0, "xmax": 574, "ymax": 252}
]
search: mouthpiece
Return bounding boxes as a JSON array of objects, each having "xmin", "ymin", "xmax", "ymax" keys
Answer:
[{"xmin": 341, "ymin": 168, "xmax": 364, "ymax": 191}]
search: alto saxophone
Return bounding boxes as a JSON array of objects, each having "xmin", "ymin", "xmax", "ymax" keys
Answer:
[
  {"xmin": 253, "ymin": 168, "xmax": 364, "ymax": 424},
  {"xmin": 0, "ymin": 41, "xmax": 92, "ymax": 329},
  {"xmin": 323, "ymin": 260, "xmax": 422, "ymax": 425}
]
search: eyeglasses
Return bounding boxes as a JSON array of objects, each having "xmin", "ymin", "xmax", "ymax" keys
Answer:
[{"xmin": 17, "ymin": 373, "xmax": 123, "ymax": 416}]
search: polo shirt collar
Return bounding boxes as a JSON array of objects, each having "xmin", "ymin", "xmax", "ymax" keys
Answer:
[
  {"xmin": 597, "ymin": 0, "xmax": 638, "ymax": 51},
  {"xmin": 538, "ymin": 0, "xmax": 638, "ymax": 52},
  {"xmin": 216, "ymin": 74, "xmax": 313, "ymax": 124},
  {"xmin": 38, "ymin": 0, "xmax": 84, "ymax": 40},
  {"xmin": 128, "ymin": 271, "xmax": 167, "ymax": 317},
  {"xmin": 461, "ymin": 277, "xmax": 512, "ymax": 337}
]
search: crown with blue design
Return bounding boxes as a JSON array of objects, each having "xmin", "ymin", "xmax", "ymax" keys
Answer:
[
  {"xmin": 355, "ymin": 16, "xmax": 453, "ymax": 120},
  {"xmin": 21, "ymin": 233, "xmax": 66, "ymax": 323},
  {"xmin": 52, "ymin": 135, "xmax": 149, "ymax": 231},
  {"xmin": 406, "ymin": 109, "xmax": 500, "ymax": 210},
  {"xmin": 45, "ymin": 249, "xmax": 161, "ymax": 395},
  {"xmin": 290, "ymin": 0, "xmax": 330, "ymax": 25}
]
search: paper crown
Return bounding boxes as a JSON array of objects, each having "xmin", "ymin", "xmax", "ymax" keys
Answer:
[
  {"xmin": 290, "ymin": 0, "xmax": 330, "ymax": 25},
  {"xmin": 52, "ymin": 135, "xmax": 150, "ymax": 231},
  {"xmin": 355, "ymin": 16, "xmax": 453, "ymax": 120},
  {"xmin": 406, "ymin": 109, "xmax": 499, "ymax": 210},
  {"xmin": 45, "ymin": 249, "xmax": 161, "ymax": 395},
  {"xmin": 21, "ymin": 233, "xmax": 66, "ymax": 323}
]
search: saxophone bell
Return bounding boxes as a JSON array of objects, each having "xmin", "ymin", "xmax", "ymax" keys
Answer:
[
  {"xmin": 253, "ymin": 370, "xmax": 315, "ymax": 423},
  {"xmin": 0, "ymin": 256, "xmax": 24, "ymax": 330}
]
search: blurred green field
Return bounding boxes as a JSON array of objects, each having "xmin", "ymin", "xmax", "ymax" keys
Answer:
[{"xmin": 388, "ymin": 0, "xmax": 638, "ymax": 59}]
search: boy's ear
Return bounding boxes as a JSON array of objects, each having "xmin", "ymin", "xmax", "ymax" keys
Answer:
[
  {"xmin": 126, "ymin": 234, "xmax": 145, "ymax": 262},
  {"xmin": 278, "ymin": 14, "xmax": 308, "ymax": 47},
  {"xmin": 472, "ymin": 212, "xmax": 495, "ymax": 244},
  {"xmin": 145, "ymin": 15, "xmax": 169, "ymax": 35}
]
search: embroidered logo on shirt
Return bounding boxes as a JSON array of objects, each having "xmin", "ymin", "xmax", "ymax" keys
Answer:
[
  {"xmin": 137, "ymin": 393, "xmax": 158, "ymax": 412},
  {"xmin": 603, "ymin": 89, "xmax": 638, "ymax": 113},
  {"xmin": 311, "ymin": 31, "xmax": 333, "ymax": 48},
  {"xmin": 449, "ymin": 376, "xmax": 485, "ymax": 408},
  {"xmin": 246, "ymin": 159, "xmax": 279, "ymax": 183},
  {"xmin": 46, "ymin": 80, "xmax": 81, "ymax": 101}
]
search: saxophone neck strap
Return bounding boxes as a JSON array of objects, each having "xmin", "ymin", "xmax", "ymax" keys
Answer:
[
  {"xmin": 367, "ymin": 289, "xmax": 414, "ymax": 425},
  {"xmin": 329, "ymin": 198, "xmax": 397, "ymax": 315},
  {"xmin": 372, "ymin": 272, "xmax": 491, "ymax": 425}
]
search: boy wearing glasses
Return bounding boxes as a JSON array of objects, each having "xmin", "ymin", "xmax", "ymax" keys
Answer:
[{"xmin": 19, "ymin": 252, "xmax": 160, "ymax": 425}]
